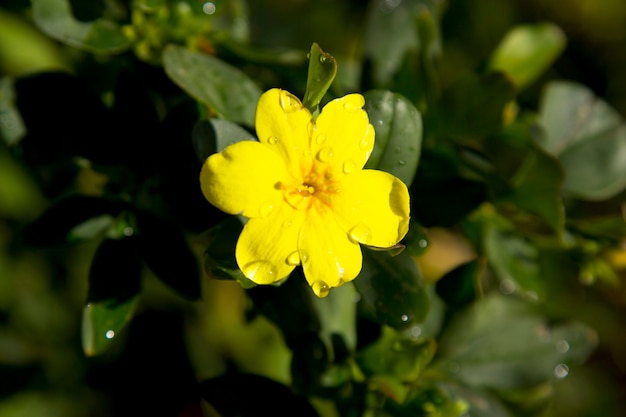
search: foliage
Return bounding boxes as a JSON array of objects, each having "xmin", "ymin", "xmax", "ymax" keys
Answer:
[{"xmin": 1, "ymin": 0, "xmax": 625, "ymax": 416}]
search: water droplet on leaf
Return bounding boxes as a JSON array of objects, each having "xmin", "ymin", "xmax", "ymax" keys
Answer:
[
  {"xmin": 242, "ymin": 260, "xmax": 277, "ymax": 284},
  {"xmin": 312, "ymin": 280, "xmax": 330, "ymax": 297},
  {"xmin": 105, "ymin": 330, "xmax": 115, "ymax": 339},
  {"xmin": 401, "ymin": 314, "xmax": 409, "ymax": 322},
  {"xmin": 398, "ymin": 160, "xmax": 406, "ymax": 165},
  {"xmin": 556, "ymin": 340, "xmax": 570, "ymax": 353},
  {"xmin": 349, "ymin": 224, "xmax": 372, "ymax": 244},
  {"xmin": 553, "ymin": 363, "xmax": 570, "ymax": 379}
]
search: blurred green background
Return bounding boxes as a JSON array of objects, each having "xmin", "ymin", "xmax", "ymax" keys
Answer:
[{"xmin": 1, "ymin": 0, "xmax": 626, "ymax": 416}]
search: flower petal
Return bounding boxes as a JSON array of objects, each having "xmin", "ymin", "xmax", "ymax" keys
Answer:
[
  {"xmin": 255, "ymin": 88, "xmax": 314, "ymax": 175},
  {"xmin": 236, "ymin": 201, "xmax": 306, "ymax": 285},
  {"xmin": 299, "ymin": 205, "xmax": 362, "ymax": 297},
  {"xmin": 200, "ymin": 140, "xmax": 287, "ymax": 218},
  {"xmin": 313, "ymin": 94, "xmax": 374, "ymax": 178},
  {"xmin": 332, "ymin": 169, "xmax": 410, "ymax": 248}
]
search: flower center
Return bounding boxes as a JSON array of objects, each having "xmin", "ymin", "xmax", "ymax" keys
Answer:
[{"xmin": 282, "ymin": 163, "xmax": 337, "ymax": 212}]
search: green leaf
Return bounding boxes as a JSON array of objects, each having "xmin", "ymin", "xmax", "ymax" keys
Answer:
[
  {"xmin": 488, "ymin": 23, "xmax": 566, "ymax": 90},
  {"xmin": 82, "ymin": 297, "xmax": 138, "ymax": 356},
  {"xmin": 303, "ymin": 43, "xmax": 337, "ymax": 112},
  {"xmin": 203, "ymin": 216, "xmax": 256, "ymax": 289},
  {"xmin": 310, "ymin": 282, "xmax": 357, "ymax": 358},
  {"xmin": 364, "ymin": 90, "xmax": 423, "ymax": 186},
  {"xmin": 358, "ymin": 326, "xmax": 436, "ymax": 382},
  {"xmin": 193, "ymin": 118, "xmax": 255, "ymax": 161},
  {"xmin": 32, "ymin": 0, "xmax": 131, "ymax": 54},
  {"xmin": 162, "ymin": 44, "xmax": 262, "ymax": 126},
  {"xmin": 484, "ymin": 226, "xmax": 545, "ymax": 301},
  {"xmin": 537, "ymin": 81, "xmax": 626, "ymax": 200},
  {"xmin": 433, "ymin": 294, "xmax": 598, "ymax": 389},
  {"xmin": 355, "ymin": 250, "xmax": 429, "ymax": 329}
]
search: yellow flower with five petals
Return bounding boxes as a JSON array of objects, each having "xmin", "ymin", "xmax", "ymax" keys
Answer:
[{"xmin": 200, "ymin": 89, "xmax": 410, "ymax": 297}]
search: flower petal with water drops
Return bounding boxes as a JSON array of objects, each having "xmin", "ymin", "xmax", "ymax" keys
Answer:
[
  {"xmin": 255, "ymin": 88, "xmax": 314, "ymax": 175},
  {"xmin": 332, "ymin": 169, "xmax": 410, "ymax": 248},
  {"xmin": 313, "ymin": 94, "xmax": 374, "ymax": 177},
  {"xmin": 236, "ymin": 202, "xmax": 306, "ymax": 285},
  {"xmin": 299, "ymin": 206, "xmax": 362, "ymax": 296},
  {"xmin": 200, "ymin": 140, "xmax": 287, "ymax": 218}
]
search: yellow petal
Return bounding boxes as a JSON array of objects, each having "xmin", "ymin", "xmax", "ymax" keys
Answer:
[
  {"xmin": 236, "ymin": 202, "xmax": 306, "ymax": 284},
  {"xmin": 299, "ymin": 206, "xmax": 362, "ymax": 297},
  {"xmin": 313, "ymin": 94, "xmax": 374, "ymax": 178},
  {"xmin": 200, "ymin": 140, "xmax": 287, "ymax": 218},
  {"xmin": 332, "ymin": 169, "xmax": 410, "ymax": 248},
  {"xmin": 255, "ymin": 89, "xmax": 314, "ymax": 175}
]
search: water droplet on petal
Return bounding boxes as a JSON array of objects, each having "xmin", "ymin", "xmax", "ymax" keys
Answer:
[
  {"xmin": 343, "ymin": 160, "xmax": 356, "ymax": 174},
  {"xmin": 286, "ymin": 251, "xmax": 300, "ymax": 266},
  {"xmin": 312, "ymin": 280, "xmax": 330, "ymax": 297},
  {"xmin": 282, "ymin": 219, "xmax": 292, "ymax": 228},
  {"xmin": 349, "ymin": 224, "xmax": 372, "ymax": 244},
  {"xmin": 259, "ymin": 203, "xmax": 274, "ymax": 218},
  {"xmin": 358, "ymin": 135, "xmax": 372, "ymax": 150},
  {"xmin": 268, "ymin": 136, "xmax": 279, "ymax": 144},
  {"xmin": 553, "ymin": 363, "xmax": 570, "ymax": 379},
  {"xmin": 242, "ymin": 260, "xmax": 277, "ymax": 284},
  {"xmin": 316, "ymin": 147, "xmax": 334, "ymax": 162},
  {"xmin": 300, "ymin": 252, "xmax": 310, "ymax": 265},
  {"xmin": 279, "ymin": 90, "xmax": 302, "ymax": 113},
  {"xmin": 315, "ymin": 134, "xmax": 327, "ymax": 145},
  {"xmin": 343, "ymin": 100, "xmax": 359, "ymax": 111},
  {"xmin": 105, "ymin": 330, "xmax": 115, "ymax": 339}
]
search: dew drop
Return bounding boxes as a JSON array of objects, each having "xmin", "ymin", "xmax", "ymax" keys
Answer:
[
  {"xmin": 268, "ymin": 136, "xmax": 279, "ymax": 144},
  {"xmin": 556, "ymin": 340, "xmax": 570, "ymax": 353},
  {"xmin": 398, "ymin": 160, "xmax": 406, "ymax": 165},
  {"xmin": 319, "ymin": 55, "xmax": 331, "ymax": 64},
  {"xmin": 352, "ymin": 292, "xmax": 362, "ymax": 303},
  {"xmin": 312, "ymin": 280, "xmax": 330, "ymax": 298},
  {"xmin": 282, "ymin": 219, "xmax": 292, "ymax": 228},
  {"xmin": 202, "ymin": 2, "xmax": 216, "ymax": 14},
  {"xmin": 418, "ymin": 239, "xmax": 428, "ymax": 248},
  {"xmin": 123, "ymin": 227, "xmax": 134, "ymax": 236},
  {"xmin": 286, "ymin": 251, "xmax": 300, "ymax": 266},
  {"xmin": 343, "ymin": 100, "xmax": 359, "ymax": 111},
  {"xmin": 553, "ymin": 363, "xmax": 570, "ymax": 379},
  {"xmin": 343, "ymin": 160, "xmax": 356, "ymax": 174},
  {"xmin": 315, "ymin": 134, "xmax": 327, "ymax": 145},
  {"xmin": 349, "ymin": 224, "xmax": 372, "ymax": 244},
  {"xmin": 408, "ymin": 325, "xmax": 422, "ymax": 340},
  {"xmin": 499, "ymin": 278, "xmax": 516, "ymax": 295},
  {"xmin": 316, "ymin": 147, "xmax": 334, "ymax": 162},
  {"xmin": 242, "ymin": 260, "xmax": 277, "ymax": 284},
  {"xmin": 105, "ymin": 330, "xmax": 115, "ymax": 339},
  {"xmin": 401, "ymin": 314, "xmax": 409, "ymax": 322},
  {"xmin": 279, "ymin": 90, "xmax": 302, "ymax": 113},
  {"xmin": 358, "ymin": 135, "xmax": 372, "ymax": 150},
  {"xmin": 259, "ymin": 203, "xmax": 274, "ymax": 218},
  {"xmin": 300, "ymin": 252, "xmax": 310, "ymax": 265}
]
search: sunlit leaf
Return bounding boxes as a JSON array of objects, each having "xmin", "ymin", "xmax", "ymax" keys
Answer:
[
  {"xmin": 364, "ymin": 90, "xmax": 422, "ymax": 186},
  {"xmin": 433, "ymin": 294, "xmax": 598, "ymax": 389},
  {"xmin": 303, "ymin": 43, "xmax": 337, "ymax": 112},
  {"xmin": 32, "ymin": 0, "xmax": 131, "ymax": 53},
  {"xmin": 82, "ymin": 296, "xmax": 138, "ymax": 356},
  {"xmin": 163, "ymin": 44, "xmax": 262, "ymax": 126},
  {"xmin": 355, "ymin": 250, "xmax": 429, "ymax": 329},
  {"xmin": 537, "ymin": 81, "xmax": 626, "ymax": 200},
  {"xmin": 488, "ymin": 23, "xmax": 566, "ymax": 90}
]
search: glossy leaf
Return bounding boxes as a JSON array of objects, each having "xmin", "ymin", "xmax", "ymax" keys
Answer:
[
  {"xmin": 358, "ymin": 326, "xmax": 436, "ymax": 382},
  {"xmin": 199, "ymin": 373, "xmax": 319, "ymax": 417},
  {"xmin": 302, "ymin": 43, "xmax": 337, "ymax": 112},
  {"xmin": 32, "ymin": 0, "xmax": 131, "ymax": 53},
  {"xmin": 433, "ymin": 294, "xmax": 598, "ymax": 389},
  {"xmin": 435, "ymin": 259, "xmax": 481, "ymax": 310},
  {"xmin": 364, "ymin": 90, "xmax": 422, "ymax": 186},
  {"xmin": 537, "ymin": 81, "xmax": 626, "ymax": 200},
  {"xmin": 82, "ymin": 296, "xmax": 138, "ymax": 356},
  {"xmin": 488, "ymin": 23, "xmax": 566, "ymax": 90},
  {"xmin": 88, "ymin": 237, "xmax": 142, "ymax": 303},
  {"xmin": 193, "ymin": 118, "xmax": 255, "ymax": 161},
  {"xmin": 0, "ymin": 78, "xmax": 25, "ymax": 145},
  {"xmin": 355, "ymin": 250, "xmax": 429, "ymax": 329},
  {"xmin": 163, "ymin": 44, "xmax": 262, "ymax": 126}
]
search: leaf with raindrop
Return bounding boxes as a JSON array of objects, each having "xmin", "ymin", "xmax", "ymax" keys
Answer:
[
  {"xmin": 364, "ymin": 90, "xmax": 423, "ymax": 187},
  {"xmin": 82, "ymin": 296, "xmax": 138, "ymax": 356},
  {"xmin": 355, "ymin": 250, "xmax": 429, "ymax": 329},
  {"xmin": 432, "ymin": 293, "xmax": 598, "ymax": 389},
  {"xmin": 163, "ymin": 44, "xmax": 262, "ymax": 126},
  {"xmin": 302, "ymin": 42, "xmax": 337, "ymax": 112}
]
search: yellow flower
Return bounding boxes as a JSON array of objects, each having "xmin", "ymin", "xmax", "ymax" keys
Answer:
[{"xmin": 200, "ymin": 89, "xmax": 410, "ymax": 297}]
